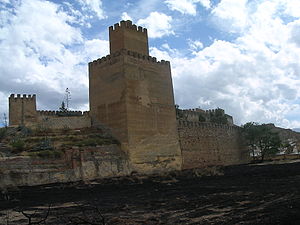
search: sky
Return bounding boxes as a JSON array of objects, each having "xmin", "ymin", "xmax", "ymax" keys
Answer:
[{"xmin": 0, "ymin": 0, "xmax": 300, "ymax": 129}]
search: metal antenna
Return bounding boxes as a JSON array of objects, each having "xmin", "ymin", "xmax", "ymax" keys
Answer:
[{"xmin": 65, "ymin": 88, "xmax": 71, "ymax": 110}]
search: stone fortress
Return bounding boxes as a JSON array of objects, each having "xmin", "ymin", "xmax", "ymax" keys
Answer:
[{"xmin": 7, "ymin": 20, "xmax": 248, "ymax": 179}]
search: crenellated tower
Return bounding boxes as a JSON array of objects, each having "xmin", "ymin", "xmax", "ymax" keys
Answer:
[
  {"xmin": 9, "ymin": 94, "xmax": 37, "ymax": 126},
  {"xmin": 109, "ymin": 20, "xmax": 149, "ymax": 55},
  {"xmin": 89, "ymin": 20, "xmax": 182, "ymax": 173}
]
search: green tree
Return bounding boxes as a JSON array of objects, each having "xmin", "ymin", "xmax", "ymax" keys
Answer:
[
  {"xmin": 210, "ymin": 108, "xmax": 228, "ymax": 124},
  {"xmin": 59, "ymin": 101, "xmax": 67, "ymax": 112},
  {"xmin": 242, "ymin": 122, "xmax": 282, "ymax": 161}
]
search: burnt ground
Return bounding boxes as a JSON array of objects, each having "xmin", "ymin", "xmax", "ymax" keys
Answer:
[{"xmin": 1, "ymin": 161, "xmax": 300, "ymax": 225}]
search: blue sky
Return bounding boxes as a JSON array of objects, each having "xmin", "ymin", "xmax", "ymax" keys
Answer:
[{"xmin": 0, "ymin": 0, "xmax": 300, "ymax": 128}]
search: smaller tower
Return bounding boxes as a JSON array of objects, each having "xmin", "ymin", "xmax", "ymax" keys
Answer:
[
  {"xmin": 9, "ymin": 94, "xmax": 37, "ymax": 126},
  {"xmin": 109, "ymin": 20, "xmax": 149, "ymax": 55}
]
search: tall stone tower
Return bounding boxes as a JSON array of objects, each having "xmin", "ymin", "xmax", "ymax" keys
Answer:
[
  {"xmin": 9, "ymin": 94, "xmax": 37, "ymax": 126},
  {"xmin": 89, "ymin": 20, "xmax": 182, "ymax": 173}
]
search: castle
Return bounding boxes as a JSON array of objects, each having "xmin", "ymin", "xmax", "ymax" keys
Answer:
[{"xmin": 8, "ymin": 20, "xmax": 248, "ymax": 174}]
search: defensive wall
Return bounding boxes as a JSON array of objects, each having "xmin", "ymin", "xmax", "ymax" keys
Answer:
[
  {"xmin": 9, "ymin": 94, "xmax": 91, "ymax": 130},
  {"xmin": 3, "ymin": 20, "xmax": 250, "ymax": 187},
  {"xmin": 177, "ymin": 120, "xmax": 249, "ymax": 169},
  {"xmin": 0, "ymin": 145, "xmax": 130, "ymax": 188},
  {"xmin": 36, "ymin": 110, "xmax": 91, "ymax": 130},
  {"xmin": 177, "ymin": 108, "xmax": 234, "ymax": 125}
]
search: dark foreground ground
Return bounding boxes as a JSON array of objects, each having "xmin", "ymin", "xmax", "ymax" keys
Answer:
[{"xmin": 1, "ymin": 161, "xmax": 300, "ymax": 225}]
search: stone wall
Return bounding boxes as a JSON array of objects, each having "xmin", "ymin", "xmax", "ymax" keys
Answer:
[
  {"xmin": 109, "ymin": 20, "xmax": 149, "ymax": 56},
  {"xmin": 9, "ymin": 94, "xmax": 37, "ymax": 126},
  {"xmin": 178, "ymin": 120, "xmax": 249, "ymax": 169},
  {"xmin": 36, "ymin": 111, "xmax": 91, "ymax": 130},
  {"xmin": 89, "ymin": 50, "xmax": 182, "ymax": 174},
  {"xmin": 0, "ymin": 145, "xmax": 130, "ymax": 188},
  {"xmin": 89, "ymin": 21, "xmax": 182, "ymax": 174}
]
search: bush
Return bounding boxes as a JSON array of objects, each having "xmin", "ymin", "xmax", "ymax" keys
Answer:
[
  {"xmin": 35, "ymin": 138, "xmax": 53, "ymax": 151},
  {"xmin": 10, "ymin": 138, "xmax": 25, "ymax": 152},
  {"xmin": 0, "ymin": 128, "xmax": 7, "ymax": 141},
  {"xmin": 28, "ymin": 150, "xmax": 63, "ymax": 159}
]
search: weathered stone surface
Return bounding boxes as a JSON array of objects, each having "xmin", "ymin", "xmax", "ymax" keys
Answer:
[
  {"xmin": 89, "ymin": 22, "xmax": 181, "ymax": 174},
  {"xmin": 5, "ymin": 21, "xmax": 250, "ymax": 188},
  {"xmin": 0, "ymin": 145, "xmax": 130, "ymax": 188},
  {"xmin": 178, "ymin": 121, "xmax": 249, "ymax": 169}
]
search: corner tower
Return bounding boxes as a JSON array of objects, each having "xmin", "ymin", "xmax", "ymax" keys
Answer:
[
  {"xmin": 89, "ymin": 20, "xmax": 181, "ymax": 173},
  {"xmin": 9, "ymin": 94, "xmax": 37, "ymax": 126}
]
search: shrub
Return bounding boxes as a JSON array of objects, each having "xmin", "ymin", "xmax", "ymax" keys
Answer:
[
  {"xmin": 28, "ymin": 150, "xmax": 63, "ymax": 159},
  {"xmin": 0, "ymin": 128, "xmax": 7, "ymax": 141},
  {"xmin": 10, "ymin": 138, "xmax": 25, "ymax": 152}
]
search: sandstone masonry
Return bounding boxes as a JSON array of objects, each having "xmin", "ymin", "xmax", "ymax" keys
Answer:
[{"xmin": 6, "ymin": 20, "xmax": 249, "ymax": 182}]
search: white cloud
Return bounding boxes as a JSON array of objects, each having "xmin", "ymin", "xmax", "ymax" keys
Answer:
[
  {"xmin": 289, "ymin": 20, "xmax": 300, "ymax": 47},
  {"xmin": 121, "ymin": 12, "xmax": 132, "ymax": 21},
  {"xmin": 197, "ymin": 0, "xmax": 211, "ymax": 9},
  {"xmin": 283, "ymin": 0, "xmax": 300, "ymax": 18},
  {"xmin": 77, "ymin": 0, "xmax": 106, "ymax": 20},
  {"xmin": 0, "ymin": 0, "xmax": 108, "ymax": 116},
  {"xmin": 211, "ymin": 0, "xmax": 249, "ymax": 33},
  {"xmin": 165, "ymin": 0, "xmax": 211, "ymax": 16},
  {"xmin": 188, "ymin": 39, "xmax": 204, "ymax": 53},
  {"xmin": 137, "ymin": 12, "xmax": 174, "ymax": 38},
  {"xmin": 149, "ymin": 0, "xmax": 300, "ymax": 128}
]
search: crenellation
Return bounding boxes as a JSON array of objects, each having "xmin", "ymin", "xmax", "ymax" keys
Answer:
[
  {"xmin": 177, "ymin": 120, "xmax": 237, "ymax": 132},
  {"xmin": 125, "ymin": 20, "xmax": 132, "ymax": 28},
  {"xmin": 120, "ymin": 20, "xmax": 126, "ymax": 27},
  {"xmin": 6, "ymin": 20, "xmax": 248, "ymax": 185},
  {"xmin": 37, "ymin": 110, "xmax": 88, "ymax": 116},
  {"xmin": 113, "ymin": 50, "xmax": 121, "ymax": 57},
  {"xmin": 114, "ymin": 23, "xmax": 119, "ymax": 30},
  {"xmin": 9, "ymin": 93, "xmax": 36, "ymax": 100},
  {"xmin": 89, "ymin": 48, "xmax": 170, "ymax": 68},
  {"xmin": 108, "ymin": 20, "xmax": 148, "ymax": 33}
]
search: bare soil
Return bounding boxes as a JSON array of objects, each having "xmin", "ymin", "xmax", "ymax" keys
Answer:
[{"xmin": 1, "ymin": 161, "xmax": 300, "ymax": 225}]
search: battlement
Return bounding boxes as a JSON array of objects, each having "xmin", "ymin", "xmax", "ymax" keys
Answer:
[
  {"xmin": 109, "ymin": 20, "xmax": 149, "ymax": 55},
  {"xmin": 177, "ymin": 120, "xmax": 239, "ymax": 131},
  {"xmin": 109, "ymin": 20, "xmax": 147, "ymax": 34},
  {"xmin": 179, "ymin": 108, "xmax": 225, "ymax": 115},
  {"xmin": 37, "ymin": 110, "xmax": 89, "ymax": 117},
  {"xmin": 89, "ymin": 49, "xmax": 170, "ymax": 68},
  {"xmin": 205, "ymin": 109, "xmax": 225, "ymax": 115},
  {"xmin": 9, "ymin": 94, "xmax": 36, "ymax": 100}
]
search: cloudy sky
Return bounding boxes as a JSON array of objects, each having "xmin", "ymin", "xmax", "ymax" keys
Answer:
[{"xmin": 0, "ymin": 0, "xmax": 300, "ymax": 128}]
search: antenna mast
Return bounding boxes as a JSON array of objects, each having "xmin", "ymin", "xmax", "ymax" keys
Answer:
[{"xmin": 65, "ymin": 88, "xmax": 71, "ymax": 110}]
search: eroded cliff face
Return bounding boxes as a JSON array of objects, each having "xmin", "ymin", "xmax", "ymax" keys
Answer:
[{"xmin": 0, "ymin": 145, "xmax": 130, "ymax": 188}]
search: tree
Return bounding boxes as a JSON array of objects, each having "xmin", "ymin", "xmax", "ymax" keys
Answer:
[
  {"xmin": 209, "ymin": 108, "xmax": 228, "ymax": 124},
  {"xmin": 59, "ymin": 101, "xmax": 67, "ymax": 112},
  {"xmin": 242, "ymin": 122, "xmax": 282, "ymax": 162}
]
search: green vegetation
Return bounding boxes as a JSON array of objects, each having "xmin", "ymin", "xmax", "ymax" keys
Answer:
[
  {"xmin": 198, "ymin": 114, "xmax": 206, "ymax": 122},
  {"xmin": 28, "ymin": 149, "xmax": 63, "ymax": 159},
  {"xmin": 0, "ymin": 127, "xmax": 7, "ymax": 141},
  {"xmin": 2, "ymin": 124, "xmax": 119, "ymax": 159},
  {"xmin": 242, "ymin": 122, "xmax": 282, "ymax": 161},
  {"xmin": 10, "ymin": 138, "xmax": 25, "ymax": 152},
  {"xmin": 209, "ymin": 108, "xmax": 228, "ymax": 124}
]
